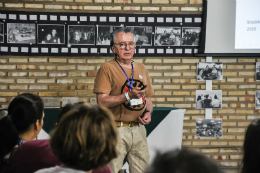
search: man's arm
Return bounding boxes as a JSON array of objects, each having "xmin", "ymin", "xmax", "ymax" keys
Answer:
[
  {"xmin": 139, "ymin": 97, "xmax": 153, "ymax": 125},
  {"xmin": 97, "ymin": 87, "xmax": 147, "ymax": 108}
]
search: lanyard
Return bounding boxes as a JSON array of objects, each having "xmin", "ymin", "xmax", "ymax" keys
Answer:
[{"xmin": 116, "ymin": 60, "xmax": 134, "ymax": 89}]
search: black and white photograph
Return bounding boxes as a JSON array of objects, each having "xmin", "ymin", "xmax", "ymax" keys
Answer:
[
  {"xmin": 154, "ymin": 27, "xmax": 181, "ymax": 46},
  {"xmin": 38, "ymin": 24, "xmax": 65, "ymax": 44},
  {"xmin": 126, "ymin": 26, "xmax": 152, "ymax": 46},
  {"xmin": 182, "ymin": 27, "xmax": 201, "ymax": 46},
  {"xmin": 255, "ymin": 62, "xmax": 260, "ymax": 81},
  {"xmin": 196, "ymin": 90, "xmax": 222, "ymax": 109},
  {"xmin": 255, "ymin": 91, "xmax": 260, "ymax": 109},
  {"xmin": 197, "ymin": 62, "xmax": 223, "ymax": 81},
  {"xmin": 0, "ymin": 23, "xmax": 4, "ymax": 43},
  {"xmin": 7, "ymin": 23, "xmax": 35, "ymax": 44},
  {"xmin": 0, "ymin": 23, "xmax": 3, "ymax": 43},
  {"xmin": 96, "ymin": 25, "xmax": 122, "ymax": 45},
  {"xmin": 68, "ymin": 25, "xmax": 95, "ymax": 45},
  {"xmin": 196, "ymin": 119, "xmax": 222, "ymax": 137}
]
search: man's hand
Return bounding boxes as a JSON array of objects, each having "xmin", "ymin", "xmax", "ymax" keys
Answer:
[
  {"xmin": 139, "ymin": 112, "xmax": 151, "ymax": 125},
  {"xmin": 128, "ymin": 87, "xmax": 147, "ymax": 99}
]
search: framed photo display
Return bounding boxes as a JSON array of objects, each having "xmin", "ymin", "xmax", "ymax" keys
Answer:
[{"xmin": 0, "ymin": 11, "xmax": 202, "ymax": 56}]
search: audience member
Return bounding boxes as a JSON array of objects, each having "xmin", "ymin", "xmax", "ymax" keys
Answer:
[
  {"xmin": 0, "ymin": 93, "xmax": 44, "ymax": 171},
  {"xmin": 3, "ymin": 102, "xmax": 112, "ymax": 173},
  {"xmin": 241, "ymin": 118, "xmax": 260, "ymax": 173},
  {"xmin": 145, "ymin": 149, "xmax": 223, "ymax": 173},
  {"xmin": 35, "ymin": 104, "xmax": 118, "ymax": 173}
]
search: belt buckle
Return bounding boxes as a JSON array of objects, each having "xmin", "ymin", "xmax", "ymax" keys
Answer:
[{"xmin": 129, "ymin": 122, "xmax": 131, "ymax": 127}]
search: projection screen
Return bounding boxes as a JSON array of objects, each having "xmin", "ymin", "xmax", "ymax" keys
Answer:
[{"xmin": 200, "ymin": 0, "xmax": 260, "ymax": 55}]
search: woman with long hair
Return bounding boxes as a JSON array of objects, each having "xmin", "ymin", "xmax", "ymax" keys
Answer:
[
  {"xmin": 36, "ymin": 103, "xmax": 118, "ymax": 173},
  {"xmin": 0, "ymin": 93, "xmax": 44, "ymax": 171}
]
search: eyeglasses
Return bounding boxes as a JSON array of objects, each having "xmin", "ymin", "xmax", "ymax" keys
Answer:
[{"xmin": 114, "ymin": 42, "xmax": 136, "ymax": 49}]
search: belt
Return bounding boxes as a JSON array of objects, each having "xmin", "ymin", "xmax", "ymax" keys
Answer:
[{"xmin": 115, "ymin": 121, "xmax": 139, "ymax": 127}]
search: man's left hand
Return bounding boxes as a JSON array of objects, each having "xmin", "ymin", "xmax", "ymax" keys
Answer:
[{"xmin": 139, "ymin": 112, "xmax": 151, "ymax": 125}]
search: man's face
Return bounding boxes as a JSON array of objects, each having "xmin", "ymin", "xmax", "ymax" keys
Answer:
[
  {"xmin": 52, "ymin": 29, "xmax": 56, "ymax": 36},
  {"xmin": 112, "ymin": 32, "xmax": 135, "ymax": 61}
]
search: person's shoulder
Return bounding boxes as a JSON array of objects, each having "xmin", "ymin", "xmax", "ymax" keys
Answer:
[
  {"xmin": 35, "ymin": 166, "xmax": 58, "ymax": 173},
  {"xmin": 135, "ymin": 62, "xmax": 146, "ymax": 69},
  {"xmin": 19, "ymin": 139, "xmax": 49, "ymax": 150},
  {"xmin": 100, "ymin": 60, "xmax": 116, "ymax": 69}
]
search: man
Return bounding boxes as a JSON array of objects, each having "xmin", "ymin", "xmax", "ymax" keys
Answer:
[
  {"xmin": 94, "ymin": 27, "xmax": 154, "ymax": 173},
  {"xmin": 50, "ymin": 29, "xmax": 60, "ymax": 44}
]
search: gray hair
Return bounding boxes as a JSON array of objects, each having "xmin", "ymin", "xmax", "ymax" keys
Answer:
[{"xmin": 110, "ymin": 27, "xmax": 134, "ymax": 47}]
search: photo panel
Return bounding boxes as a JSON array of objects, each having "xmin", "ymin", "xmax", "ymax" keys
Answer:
[
  {"xmin": 182, "ymin": 27, "xmax": 201, "ymax": 46},
  {"xmin": 38, "ymin": 24, "xmax": 65, "ymax": 44},
  {"xmin": 255, "ymin": 91, "xmax": 260, "ymax": 109},
  {"xmin": 68, "ymin": 25, "xmax": 95, "ymax": 45},
  {"xmin": 197, "ymin": 62, "xmax": 223, "ymax": 81},
  {"xmin": 126, "ymin": 26, "xmax": 152, "ymax": 46},
  {"xmin": 96, "ymin": 25, "xmax": 122, "ymax": 45},
  {"xmin": 196, "ymin": 90, "xmax": 222, "ymax": 109},
  {"xmin": 0, "ymin": 23, "xmax": 3, "ymax": 43},
  {"xmin": 196, "ymin": 119, "xmax": 222, "ymax": 137},
  {"xmin": 154, "ymin": 26, "xmax": 181, "ymax": 46},
  {"xmin": 256, "ymin": 62, "xmax": 260, "ymax": 81},
  {"xmin": 7, "ymin": 23, "xmax": 35, "ymax": 44}
]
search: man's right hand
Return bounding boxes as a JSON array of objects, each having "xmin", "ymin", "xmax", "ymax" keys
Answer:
[{"xmin": 128, "ymin": 87, "xmax": 147, "ymax": 99}]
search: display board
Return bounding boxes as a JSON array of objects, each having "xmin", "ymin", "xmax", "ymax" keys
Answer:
[{"xmin": 0, "ymin": 11, "xmax": 202, "ymax": 57}]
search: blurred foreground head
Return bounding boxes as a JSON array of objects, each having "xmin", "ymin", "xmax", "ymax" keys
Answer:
[
  {"xmin": 145, "ymin": 149, "xmax": 223, "ymax": 173},
  {"xmin": 50, "ymin": 103, "xmax": 118, "ymax": 171},
  {"xmin": 241, "ymin": 118, "xmax": 260, "ymax": 173}
]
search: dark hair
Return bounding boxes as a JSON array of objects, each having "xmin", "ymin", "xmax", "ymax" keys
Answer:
[
  {"xmin": 145, "ymin": 149, "xmax": 223, "ymax": 173},
  {"xmin": 110, "ymin": 27, "xmax": 134, "ymax": 47},
  {"xmin": 0, "ymin": 93, "xmax": 44, "ymax": 169},
  {"xmin": 57, "ymin": 102, "xmax": 84, "ymax": 123},
  {"xmin": 241, "ymin": 118, "xmax": 260, "ymax": 173},
  {"xmin": 197, "ymin": 95, "xmax": 202, "ymax": 101},
  {"xmin": 214, "ymin": 95, "xmax": 218, "ymax": 99},
  {"xmin": 50, "ymin": 104, "xmax": 118, "ymax": 171}
]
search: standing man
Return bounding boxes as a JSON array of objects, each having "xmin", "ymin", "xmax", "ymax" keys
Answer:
[{"xmin": 93, "ymin": 27, "xmax": 154, "ymax": 173}]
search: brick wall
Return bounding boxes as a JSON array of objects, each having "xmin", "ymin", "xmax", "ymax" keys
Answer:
[{"xmin": 0, "ymin": 0, "xmax": 255, "ymax": 169}]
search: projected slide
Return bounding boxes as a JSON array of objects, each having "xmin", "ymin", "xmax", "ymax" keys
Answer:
[{"xmin": 235, "ymin": 0, "xmax": 260, "ymax": 49}]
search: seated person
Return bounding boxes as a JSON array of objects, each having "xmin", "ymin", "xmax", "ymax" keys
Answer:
[
  {"xmin": 210, "ymin": 66, "xmax": 218, "ymax": 79},
  {"xmin": 203, "ymin": 95, "xmax": 212, "ymax": 108},
  {"xmin": 137, "ymin": 31, "xmax": 149, "ymax": 44},
  {"xmin": 145, "ymin": 149, "xmax": 223, "ymax": 173},
  {"xmin": 154, "ymin": 34, "xmax": 161, "ymax": 46},
  {"xmin": 42, "ymin": 34, "xmax": 52, "ymax": 44},
  {"xmin": 35, "ymin": 104, "xmax": 118, "ymax": 173},
  {"xmin": 3, "ymin": 103, "xmax": 112, "ymax": 173},
  {"xmin": 197, "ymin": 69, "xmax": 204, "ymax": 80},
  {"xmin": 0, "ymin": 93, "xmax": 44, "ymax": 172},
  {"xmin": 203, "ymin": 65, "xmax": 212, "ymax": 79}
]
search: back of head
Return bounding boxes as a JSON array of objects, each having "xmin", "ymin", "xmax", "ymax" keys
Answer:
[
  {"xmin": 0, "ymin": 93, "xmax": 44, "ymax": 169},
  {"xmin": 57, "ymin": 102, "xmax": 84, "ymax": 123},
  {"xmin": 146, "ymin": 149, "xmax": 223, "ymax": 173},
  {"xmin": 241, "ymin": 118, "xmax": 260, "ymax": 173},
  {"xmin": 50, "ymin": 103, "xmax": 118, "ymax": 171}
]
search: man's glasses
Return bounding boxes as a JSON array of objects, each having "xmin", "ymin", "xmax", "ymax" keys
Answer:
[{"xmin": 114, "ymin": 42, "xmax": 136, "ymax": 49}]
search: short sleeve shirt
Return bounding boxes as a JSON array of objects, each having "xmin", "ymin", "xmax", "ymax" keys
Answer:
[{"xmin": 93, "ymin": 60, "xmax": 154, "ymax": 122}]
